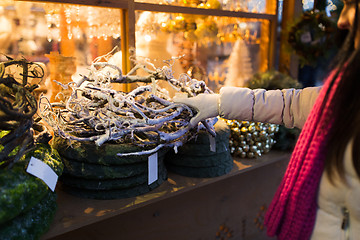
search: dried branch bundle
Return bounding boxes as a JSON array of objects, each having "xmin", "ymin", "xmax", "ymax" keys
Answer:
[
  {"xmin": 0, "ymin": 59, "xmax": 48, "ymax": 169},
  {"xmin": 39, "ymin": 54, "xmax": 216, "ymax": 156}
]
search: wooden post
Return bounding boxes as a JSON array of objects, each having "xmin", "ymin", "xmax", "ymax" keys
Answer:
[
  {"xmin": 260, "ymin": 0, "xmax": 278, "ymax": 72},
  {"xmin": 278, "ymin": 0, "xmax": 303, "ymax": 78},
  {"xmin": 259, "ymin": 19, "xmax": 270, "ymax": 72},
  {"xmin": 120, "ymin": 1, "xmax": 135, "ymax": 92}
]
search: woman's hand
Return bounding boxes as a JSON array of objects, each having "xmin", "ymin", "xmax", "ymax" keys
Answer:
[{"xmin": 173, "ymin": 93, "xmax": 220, "ymax": 127}]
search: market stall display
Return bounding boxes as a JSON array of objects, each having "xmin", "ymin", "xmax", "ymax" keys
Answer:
[
  {"xmin": 39, "ymin": 52, "xmax": 219, "ymax": 198},
  {"xmin": 0, "ymin": 0, "xmax": 292, "ymax": 238}
]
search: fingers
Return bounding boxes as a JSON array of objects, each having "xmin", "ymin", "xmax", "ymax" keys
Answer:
[
  {"xmin": 173, "ymin": 96, "xmax": 194, "ymax": 107},
  {"xmin": 173, "ymin": 96, "xmax": 200, "ymax": 127},
  {"xmin": 189, "ymin": 113, "xmax": 202, "ymax": 128}
]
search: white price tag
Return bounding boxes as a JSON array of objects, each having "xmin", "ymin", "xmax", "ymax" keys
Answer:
[
  {"xmin": 148, "ymin": 152, "xmax": 158, "ymax": 185},
  {"xmin": 300, "ymin": 32, "xmax": 312, "ymax": 44},
  {"xmin": 209, "ymin": 134, "xmax": 216, "ymax": 152},
  {"xmin": 26, "ymin": 157, "xmax": 58, "ymax": 192}
]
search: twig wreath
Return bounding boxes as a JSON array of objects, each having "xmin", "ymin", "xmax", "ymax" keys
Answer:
[
  {"xmin": 39, "ymin": 52, "xmax": 217, "ymax": 156},
  {"xmin": 0, "ymin": 58, "xmax": 51, "ymax": 169}
]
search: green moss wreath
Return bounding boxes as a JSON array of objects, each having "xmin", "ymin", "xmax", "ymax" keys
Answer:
[{"xmin": 287, "ymin": 10, "xmax": 337, "ymax": 66}]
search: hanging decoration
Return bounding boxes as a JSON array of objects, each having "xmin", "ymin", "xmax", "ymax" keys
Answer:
[
  {"xmin": 159, "ymin": 0, "xmax": 220, "ymax": 44},
  {"xmin": 287, "ymin": 10, "xmax": 337, "ymax": 66},
  {"xmin": 160, "ymin": 14, "xmax": 219, "ymax": 45},
  {"xmin": 44, "ymin": 3, "xmax": 121, "ymax": 42},
  {"xmin": 134, "ymin": 7, "xmax": 263, "ymax": 48}
]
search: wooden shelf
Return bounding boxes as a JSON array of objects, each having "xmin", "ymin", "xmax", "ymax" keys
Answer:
[
  {"xmin": 22, "ymin": 0, "xmax": 129, "ymax": 9},
  {"xmin": 42, "ymin": 151, "xmax": 291, "ymax": 240},
  {"xmin": 134, "ymin": 2, "xmax": 276, "ymax": 20}
]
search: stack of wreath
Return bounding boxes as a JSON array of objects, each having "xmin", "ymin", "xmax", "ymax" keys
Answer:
[
  {"xmin": 52, "ymin": 137, "xmax": 169, "ymax": 199},
  {"xmin": 165, "ymin": 118, "xmax": 233, "ymax": 178},
  {"xmin": 40, "ymin": 54, "xmax": 219, "ymax": 198},
  {"xmin": 0, "ymin": 59, "xmax": 63, "ymax": 239}
]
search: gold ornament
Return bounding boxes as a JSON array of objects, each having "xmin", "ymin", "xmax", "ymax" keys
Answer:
[{"xmin": 225, "ymin": 119, "xmax": 279, "ymax": 158}]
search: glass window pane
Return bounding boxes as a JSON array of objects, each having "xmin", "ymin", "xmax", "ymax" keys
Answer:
[
  {"xmin": 135, "ymin": 11, "xmax": 270, "ymax": 93},
  {"xmin": 0, "ymin": 1, "xmax": 122, "ymax": 100}
]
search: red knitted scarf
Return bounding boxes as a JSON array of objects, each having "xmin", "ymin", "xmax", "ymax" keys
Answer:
[{"xmin": 264, "ymin": 70, "xmax": 342, "ymax": 240}]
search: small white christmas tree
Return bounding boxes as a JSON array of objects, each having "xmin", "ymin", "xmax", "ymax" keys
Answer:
[{"xmin": 224, "ymin": 39, "xmax": 253, "ymax": 87}]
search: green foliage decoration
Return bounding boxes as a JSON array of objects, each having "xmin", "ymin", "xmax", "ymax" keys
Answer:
[{"xmin": 287, "ymin": 10, "xmax": 337, "ymax": 66}]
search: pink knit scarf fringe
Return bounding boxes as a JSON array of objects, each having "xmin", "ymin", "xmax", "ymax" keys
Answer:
[{"xmin": 264, "ymin": 71, "xmax": 342, "ymax": 240}]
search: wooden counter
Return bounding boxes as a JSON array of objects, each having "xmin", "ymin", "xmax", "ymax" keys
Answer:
[{"xmin": 42, "ymin": 151, "xmax": 291, "ymax": 240}]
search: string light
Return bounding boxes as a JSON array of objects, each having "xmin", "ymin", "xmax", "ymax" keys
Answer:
[{"xmin": 43, "ymin": 4, "xmax": 121, "ymax": 42}]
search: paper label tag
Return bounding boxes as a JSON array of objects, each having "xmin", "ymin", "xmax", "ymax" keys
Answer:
[
  {"xmin": 26, "ymin": 157, "xmax": 58, "ymax": 192},
  {"xmin": 209, "ymin": 134, "xmax": 216, "ymax": 152},
  {"xmin": 148, "ymin": 152, "xmax": 158, "ymax": 185},
  {"xmin": 300, "ymin": 32, "xmax": 312, "ymax": 44}
]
